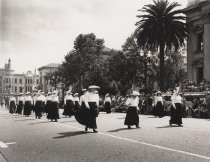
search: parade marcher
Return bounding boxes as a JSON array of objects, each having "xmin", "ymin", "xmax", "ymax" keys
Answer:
[
  {"xmin": 104, "ymin": 93, "xmax": 112, "ymax": 114},
  {"xmin": 32, "ymin": 91, "xmax": 38, "ymax": 112},
  {"xmin": 63, "ymin": 91, "xmax": 74, "ymax": 117},
  {"xmin": 16, "ymin": 93, "xmax": 24, "ymax": 115},
  {"xmin": 145, "ymin": 94, "xmax": 153, "ymax": 115},
  {"xmin": 206, "ymin": 91, "xmax": 210, "ymax": 118},
  {"xmin": 34, "ymin": 90, "xmax": 43, "ymax": 119},
  {"xmin": 73, "ymin": 93, "xmax": 80, "ymax": 112},
  {"xmin": 9, "ymin": 93, "xmax": 16, "ymax": 114},
  {"xmin": 124, "ymin": 91, "xmax": 140, "ymax": 129},
  {"xmin": 45, "ymin": 92, "xmax": 52, "ymax": 114},
  {"xmin": 23, "ymin": 92, "xmax": 33, "ymax": 116},
  {"xmin": 40, "ymin": 92, "xmax": 46, "ymax": 113},
  {"xmin": 170, "ymin": 92, "xmax": 183, "ymax": 126},
  {"xmin": 154, "ymin": 91, "xmax": 165, "ymax": 118},
  {"xmin": 47, "ymin": 90, "xmax": 60, "ymax": 122},
  {"xmin": 82, "ymin": 85, "xmax": 100, "ymax": 133}
]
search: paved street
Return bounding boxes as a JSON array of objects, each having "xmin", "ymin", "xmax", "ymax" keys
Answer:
[{"xmin": 0, "ymin": 108, "xmax": 210, "ymax": 162}]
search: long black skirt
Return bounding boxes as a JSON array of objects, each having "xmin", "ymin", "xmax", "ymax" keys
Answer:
[
  {"xmin": 47, "ymin": 102, "xmax": 59, "ymax": 120},
  {"xmin": 124, "ymin": 106, "xmax": 139, "ymax": 126},
  {"xmin": 63, "ymin": 100, "xmax": 74, "ymax": 117},
  {"xmin": 16, "ymin": 101, "xmax": 24, "ymax": 115},
  {"xmin": 155, "ymin": 101, "xmax": 165, "ymax": 117},
  {"xmin": 170, "ymin": 103, "xmax": 183, "ymax": 125},
  {"xmin": 105, "ymin": 102, "xmax": 111, "ymax": 114},
  {"xmin": 24, "ymin": 101, "xmax": 32, "ymax": 116},
  {"xmin": 74, "ymin": 102, "xmax": 98, "ymax": 129},
  {"xmin": 35, "ymin": 101, "xmax": 43, "ymax": 118},
  {"xmin": 45, "ymin": 100, "xmax": 51, "ymax": 114},
  {"xmin": 9, "ymin": 101, "xmax": 16, "ymax": 114},
  {"xmin": 74, "ymin": 102, "xmax": 89, "ymax": 126}
]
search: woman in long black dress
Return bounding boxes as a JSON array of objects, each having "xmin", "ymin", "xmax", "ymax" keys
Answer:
[
  {"xmin": 24, "ymin": 92, "xmax": 33, "ymax": 116},
  {"xmin": 124, "ymin": 91, "xmax": 140, "ymax": 129},
  {"xmin": 104, "ymin": 93, "xmax": 111, "ymax": 114},
  {"xmin": 47, "ymin": 90, "xmax": 60, "ymax": 122},
  {"xmin": 73, "ymin": 93, "xmax": 80, "ymax": 112},
  {"xmin": 16, "ymin": 93, "xmax": 24, "ymax": 115},
  {"xmin": 45, "ymin": 92, "xmax": 52, "ymax": 114},
  {"xmin": 154, "ymin": 92, "xmax": 165, "ymax": 118},
  {"xmin": 35, "ymin": 91, "xmax": 43, "ymax": 119},
  {"xmin": 170, "ymin": 92, "xmax": 183, "ymax": 126},
  {"xmin": 63, "ymin": 91, "xmax": 74, "ymax": 117},
  {"xmin": 9, "ymin": 93, "xmax": 16, "ymax": 114}
]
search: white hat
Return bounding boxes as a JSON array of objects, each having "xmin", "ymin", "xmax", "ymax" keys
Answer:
[
  {"xmin": 47, "ymin": 92, "xmax": 51, "ymax": 95},
  {"xmin": 10, "ymin": 93, "xmax": 14, "ymax": 95},
  {"xmin": 52, "ymin": 90, "xmax": 58, "ymax": 94},
  {"xmin": 82, "ymin": 89, "xmax": 87, "ymax": 91},
  {"xmin": 38, "ymin": 90, "xmax": 41, "ymax": 94},
  {"xmin": 41, "ymin": 92, "xmax": 45, "ymax": 95},
  {"xmin": 131, "ymin": 91, "xmax": 140, "ymax": 96},
  {"xmin": 74, "ymin": 93, "xmax": 79, "ymax": 96},
  {"xmin": 105, "ymin": 93, "xmax": 110, "ymax": 97},
  {"xmin": 19, "ymin": 93, "xmax": 23, "ymax": 95},
  {"xmin": 88, "ymin": 85, "xmax": 100, "ymax": 89},
  {"xmin": 156, "ymin": 91, "xmax": 161, "ymax": 94},
  {"xmin": 26, "ymin": 92, "xmax": 30, "ymax": 95}
]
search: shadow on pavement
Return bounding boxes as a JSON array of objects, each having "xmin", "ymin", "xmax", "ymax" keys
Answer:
[
  {"xmin": 108, "ymin": 127, "xmax": 132, "ymax": 132},
  {"xmin": 117, "ymin": 117, "xmax": 125, "ymax": 119},
  {"xmin": 156, "ymin": 125, "xmax": 179, "ymax": 128},
  {"xmin": 14, "ymin": 118, "xmax": 36, "ymax": 121},
  {"xmin": 53, "ymin": 131, "xmax": 89, "ymax": 139},
  {"xmin": 29, "ymin": 121, "xmax": 50, "ymax": 125},
  {"xmin": 59, "ymin": 120, "xmax": 76, "ymax": 123}
]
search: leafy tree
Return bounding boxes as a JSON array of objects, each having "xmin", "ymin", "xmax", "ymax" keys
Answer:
[{"xmin": 135, "ymin": 0, "xmax": 188, "ymax": 90}]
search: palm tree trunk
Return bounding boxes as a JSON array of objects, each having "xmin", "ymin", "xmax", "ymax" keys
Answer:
[{"xmin": 159, "ymin": 43, "xmax": 165, "ymax": 91}]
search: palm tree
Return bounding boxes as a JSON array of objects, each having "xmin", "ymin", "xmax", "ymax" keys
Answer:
[{"xmin": 135, "ymin": 0, "xmax": 188, "ymax": 91}]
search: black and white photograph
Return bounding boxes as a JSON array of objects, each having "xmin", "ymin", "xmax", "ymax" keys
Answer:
[{"xmin": 0, "ymin": 0, "xmax": 210, "ymax": 161}]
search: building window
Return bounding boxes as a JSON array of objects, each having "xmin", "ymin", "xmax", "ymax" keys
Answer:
[
  {"xmin": 196, "ymin": 32, "xmax": 203, "ymax": 51},
  {"xmin": 15, "ymin": 86, "xmax": 17, "ymax": 92},
  {"xmin": 6, "ymin": 78, "xmax": 8, "ymax": 83},
  {"xmin": 15, "ymin": 79, "xmax": 17, "ymax": 84},
  {"xmin": 20, "ymin": 87, "xmax": 22, "ymax": 93},
  {"xmin": 20, "ymin": 79, "xmax": 22, "ymax": 84},
  {"xmin": 25, "ymin": 79, "xmax": 27, "ymax": 84},
  {"xmin": 37, "ymin": 79, "xmax": 39, "ymax": 84}
]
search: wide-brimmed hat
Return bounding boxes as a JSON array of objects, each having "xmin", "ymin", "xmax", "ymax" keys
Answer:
[
  {"xmin": 10, "ymin": 93, "xmax": 14, "ymax": 95},
  {"xmin": 52, "ymin": 90, "xmax": 58, "ymax": 94},
  {"xmin": 37, "ymin": 90, "xmax": 41, "ymax": 94},
  {"xmin": 88, "ymin": 85, "xmax": 100, "ymax": 89},
  {"xmin": 156, "ymin": 91, "xmax": 161, "ymax": 94},
  {"xmin": 130, "ymin": 91, "xmax": 140, "ymax": 96},
  {"xmin": 19, "ymin": 93, "xmax": 23, "ymax": 95},
  {"xmin": 74, "ymin": 93, "xmax": 79, "ymax": 96},
  {"xmin": 105, "ymin": 93, "xmax": 110, "ymax": 97},
  {"xmin": 25, "ymin": 92, "xmax": 30, "ymax": 95},
  {"xmin": 47, "ymin": 92, "xmax": 51, "ymax": 95},
  {"xmin": 41, "ymin": 92, "xmax": 45, "ymax": 95},
  {"xmin": 82, "ymin": 89, "xmax": 87, "ymax": 92}
]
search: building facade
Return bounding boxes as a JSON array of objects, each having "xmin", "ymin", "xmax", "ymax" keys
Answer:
[
  {"xmin": 185, "ymin": 0, "xmax": 210, "ymax": 83},
  {"xmin": 38, "ymin": 63, "xmax": 62, "ymax": 95},
  {"xmin": 0, "ymin": 59, "xmax": 39, "ymax": 101}
]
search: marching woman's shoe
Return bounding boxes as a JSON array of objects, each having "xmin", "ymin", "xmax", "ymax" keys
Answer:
[
  {"xmin": 85, "ymin": 127, "xmax": 88, "ymax": 132},
  {"xmin": 169, "ymin": 121, "xmax": 172, "ymax": 126},
  {"xmin": 93, "ymin": 129, "xmax": 98, "ymax": 133},
  {"xmin": 128, "ymin": 126, "xmax": 131, "ymax": 129}
]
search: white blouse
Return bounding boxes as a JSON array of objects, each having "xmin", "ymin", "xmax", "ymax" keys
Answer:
[
  {"xmin": 171, "ymin": 95, "xmax": 182, "ymax": 107},
  {"xmin": 104, "ymin": 96, "xmax": 111, "ymax": 103},
  {"xmin": 126, "ymin": 97, "xmax": 139, "ymax": 109},
  {"xmin": 9, "ymin": 97, "xmax": 16, "ymax": 104},
  {"xmin": 64, "ymin": 95, "xmax": 73, "ymax": 105},
  {"xmin": 86, "ymin": 92, "xmax": 99, "ymax": 106},
  {"xmin": 46, "ymin": 96, "xmax": 52, "ymax": 101},
  {"xmin": 51, "ymin": 95, "xmax": 59, "ymax": 103},
  {"xmin": 25, "ymin": 96, "xmax": 33, "ymax": 103},
  {"xmin": 155, "ymin": 96, "xmax": 163, "ymax": 106}
]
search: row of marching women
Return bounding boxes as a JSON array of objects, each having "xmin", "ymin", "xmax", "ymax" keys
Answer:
[{"xmin": 9, "ymin": 92, "xmax": 33, "ymax": 116}]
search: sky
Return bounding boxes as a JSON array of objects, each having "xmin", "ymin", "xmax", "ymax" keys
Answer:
[{"xmin": 1, "ymin": 0, "xmax": 188, "ymax": 73}]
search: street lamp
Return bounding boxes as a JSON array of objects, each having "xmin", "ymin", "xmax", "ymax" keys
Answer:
[{"xmin": 139, "ymin": 49, "xmax": 151, "ymax": 94}]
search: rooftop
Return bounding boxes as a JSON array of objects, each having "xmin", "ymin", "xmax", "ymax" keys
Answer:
[{"xmin": 38, "ymin": 63, "xmax": 60, "ymax": 71}]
